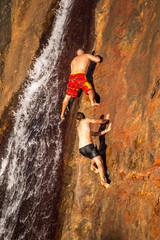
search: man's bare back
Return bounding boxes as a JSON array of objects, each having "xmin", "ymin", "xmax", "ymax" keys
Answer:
[
  {"xmin": 71, "ymin": 52, "xmax": 100, "ymax": 74},
  {"xmin": 77, "ymin": 115, "xmax": 112, "ymax": 148},
  {"xmin": 77, "ymin": 118, "xmax": 93, "ymax": 148}
]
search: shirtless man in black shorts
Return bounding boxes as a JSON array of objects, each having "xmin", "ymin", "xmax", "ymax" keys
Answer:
[{"xmin": 76, "ymin": 112, "xmax": 112, "ymax": 188}]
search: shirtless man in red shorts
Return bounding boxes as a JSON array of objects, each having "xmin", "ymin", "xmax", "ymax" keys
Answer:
[
  {"xmin": 76, "ymin": 112, "xmax": 112, "ymax": 188},
  {"xmin": 61, "ymin": 49, "xmax": 101, "ymax": 120}
]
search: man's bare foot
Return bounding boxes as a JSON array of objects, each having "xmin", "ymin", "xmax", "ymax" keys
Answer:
[
  {"xmin": 91, "ymin": 166, "xmax": 99, "ymax": 174},
  {"xmin": 101, "ymin": 180, "xmax": 110, "ymax": 189},
  {"xmin": 91, "ymin": 102, "xmax": 100, "ymax": 106},
  {"xmin": 61, "ymin": 114, "xmax": 65, "ymax": 120}
]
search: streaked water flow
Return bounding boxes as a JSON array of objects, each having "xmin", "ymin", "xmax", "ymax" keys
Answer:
[{"xmin": 0, "ymin": 0, "xmax": 73, "ymax": 239}]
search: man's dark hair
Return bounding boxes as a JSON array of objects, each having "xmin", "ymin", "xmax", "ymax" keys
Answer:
[{"xmin": 76, "ymin": 112, "xmax": 85, "ymax": 120}]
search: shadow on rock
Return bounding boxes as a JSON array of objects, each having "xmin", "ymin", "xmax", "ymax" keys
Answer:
[
  {"xmin": 86, "ymin": 50, "xmax": 102, "ymax": 103},
  {"xmin": 98, "ymin": 114, "xmax": 111, "ymax": 184}
]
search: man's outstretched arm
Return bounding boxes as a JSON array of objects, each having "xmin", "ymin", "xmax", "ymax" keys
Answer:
[
  {"xmin": 91, "ymin": 123, "xmax": 112, "ymax": 136},
  {"xmin": 86, "ymin": 54, "xmax": 101, "ymax": 63},
  {"xmin": 89, "ymin": 114, "xmax": 110, "ymax": 124}
]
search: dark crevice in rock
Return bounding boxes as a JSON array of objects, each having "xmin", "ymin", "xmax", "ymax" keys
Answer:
[
  {"xmin": 151, "ymin": 78, "xmax": 160, "ymax": 99},
  {"xmin": 35, "ymin": 0, "xmax": 61, "ymax": 58}
]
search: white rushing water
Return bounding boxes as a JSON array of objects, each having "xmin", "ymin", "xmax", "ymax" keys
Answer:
[{"xmin": 0, "ymin": 0, "xmax": 74, "ymax": 239}]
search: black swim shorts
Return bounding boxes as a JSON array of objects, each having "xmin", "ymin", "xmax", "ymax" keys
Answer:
[{"xmin": 79, "ymin": 143, "xmax": 100, "ymax": 159}]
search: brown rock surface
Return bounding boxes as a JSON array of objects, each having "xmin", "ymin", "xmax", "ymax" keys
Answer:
[
  {"xmin": 0, "ymin": 0, "xmax": 59, "ymax": 117},
  {"xmin": 57, "ymin": 0, "xmax": 160, "ymax": 239},
  {"xmin": 0, "ymin": 0, "xmax": 160, "ymax": 239}
]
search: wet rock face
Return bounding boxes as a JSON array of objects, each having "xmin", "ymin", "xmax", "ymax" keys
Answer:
[
  {"xmin": 0, "ymin": 0, "xmax": 59, "ymax": 117},
  {"xmin": 57, "ymin": 0, "xmax": 160, "ymax": 239},
  {"xmin": 0, "ymin": 0, "xmax": 11, "ymax": 76}
]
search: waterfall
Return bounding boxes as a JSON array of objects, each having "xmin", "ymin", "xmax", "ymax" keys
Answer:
[{"xmin": 0, "ymin": 0, "xmax": 74, "ymax": 239}]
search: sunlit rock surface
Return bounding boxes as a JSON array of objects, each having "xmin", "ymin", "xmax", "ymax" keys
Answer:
[
  {"xmin": 57, "ymin": 0, "xmax": 160, "ymax": 239},
  {"xmin": 0, "ymin": 0, "xmax": 59, "ymax": 117}
]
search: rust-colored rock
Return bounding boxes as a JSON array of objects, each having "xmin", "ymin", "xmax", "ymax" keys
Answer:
[
  {"xmin": 0, "ymin": 0, "xmax": 160, "ymax": 239},
  {"xmin": 0, "ymin": 0, "xmax": 59, "ymax": 117},
  {"xmin": 57, "ymin": 0, "xmax": 160, "ymax": 239}
]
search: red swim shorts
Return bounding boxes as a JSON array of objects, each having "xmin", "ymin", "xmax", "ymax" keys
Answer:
[{"xmin": 66, "ymin": 72, "xmax": 93, "ymax": 98}]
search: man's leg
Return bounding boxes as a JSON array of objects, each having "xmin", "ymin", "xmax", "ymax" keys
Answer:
[
  {"xmin": 88, "ymin": 90, "xmax": 100, "ymax": 106},
  {"xmin": 61, "ymin": 95, "xmax": 71, "ymax": 120},
  {"xmin": 92, "ymin": 156, "xmax": 110, "ymax": 188},
  {"xmin": 91, "ymin": 159, "xmax": 99, "ymax": 173}
]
